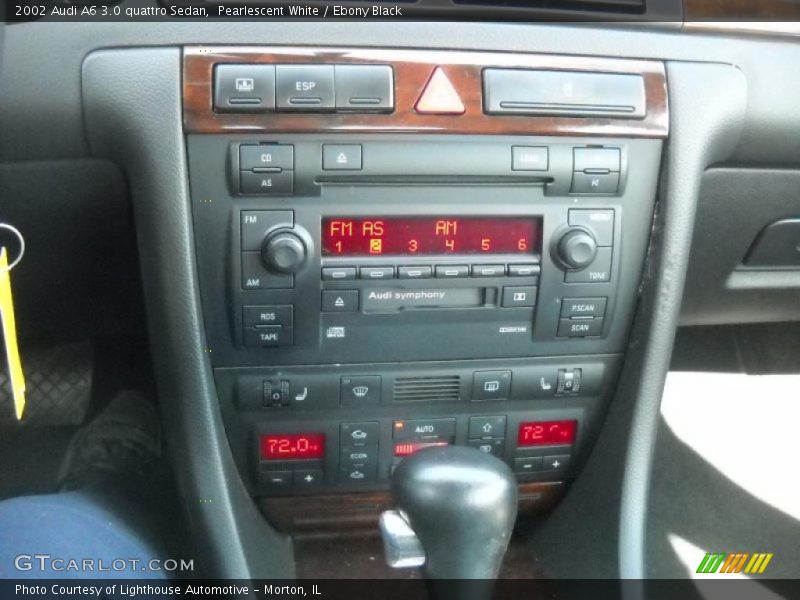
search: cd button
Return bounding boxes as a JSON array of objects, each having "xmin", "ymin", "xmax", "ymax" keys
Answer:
[
  {"xmin": 398, "ymin": 266, "xmax": 433, "ymax": 279},
  {"xmin": 471, "ymin": 264, "xmax": 506, "ymax": 278},
  {"xmin": 239, "ymin": 144, "xmax": 294, "ymax": 171}
]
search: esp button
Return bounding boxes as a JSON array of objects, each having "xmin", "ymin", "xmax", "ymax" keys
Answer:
[{"xmin": 276, "ymin": 65, "xmax": 335, "ymax": 111}]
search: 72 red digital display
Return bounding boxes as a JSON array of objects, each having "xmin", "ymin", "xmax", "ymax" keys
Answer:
[
  {"xmin": 260, "ymin": 433, "xmax": 326, "ymax": 460},
  {"xmin": 518, "ymin": 420, "xmax": 577, "ymax": 447},
  {"xmin": 322, "ymin": 217, "xmax": 542, "ymax": 256}
]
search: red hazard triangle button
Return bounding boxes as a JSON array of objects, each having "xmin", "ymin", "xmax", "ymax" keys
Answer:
[{"xmin": 414, "ymin": 67, "xmax": 465, "ymax": 115}]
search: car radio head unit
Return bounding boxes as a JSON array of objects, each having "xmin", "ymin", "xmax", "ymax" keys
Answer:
[{"xmin": 321, "ymin": 216, "xmax": 543, "ymax": 257}]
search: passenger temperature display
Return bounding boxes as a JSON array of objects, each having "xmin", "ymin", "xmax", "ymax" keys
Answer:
[{"xmin": 322, "ymin": 217, "xmax": 542, "ymax": 256}]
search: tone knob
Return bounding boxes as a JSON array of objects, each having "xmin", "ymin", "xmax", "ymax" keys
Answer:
[
  {"xmin": 558, "ymin": 228, "xmax": 598, "ymax": 269},
  {"xmin": 261, "ymin": 230, "xmax": 307, "ymax": 273}
]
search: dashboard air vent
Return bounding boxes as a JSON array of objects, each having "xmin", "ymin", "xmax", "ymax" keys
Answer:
[{"xmin": 394, "ymin": 376, "xmax": 461, "ymax": 402}]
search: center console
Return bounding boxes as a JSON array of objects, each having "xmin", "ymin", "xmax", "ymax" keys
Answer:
[{"xmin": 183, "ymin": 46, "xmax": 667, "ymax": 520}]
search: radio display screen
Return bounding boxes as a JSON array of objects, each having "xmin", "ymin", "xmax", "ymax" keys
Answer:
[{"xmin": 322, "ymin": 217, "xmax": 542, "ymax": 256}]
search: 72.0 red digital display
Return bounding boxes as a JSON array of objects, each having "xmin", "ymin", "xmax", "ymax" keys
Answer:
[
  {"xmin": 260, "ymin": 433, "xmax": 326, "ymax": 461},
  {"xmin": 518, "ymin": 420, "xmax": 577, "ymax": 447},
  {"xmin": 322, "ymin": 217, "xmax": 542, "ymax": 256}
]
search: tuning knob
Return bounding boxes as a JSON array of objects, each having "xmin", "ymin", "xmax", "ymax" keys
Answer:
[
  {"xmin": 261, "ymin": 230, "xmax": 307, "ymax": 273},
  {"xmin": 557, "ymin": 228, "xmax": 598, "ymax": 269}
]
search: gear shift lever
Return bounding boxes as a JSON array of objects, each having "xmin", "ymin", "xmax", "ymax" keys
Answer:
[{"xmin": 380, "ymin": 446, "xmax": 518, "ymax": 600}]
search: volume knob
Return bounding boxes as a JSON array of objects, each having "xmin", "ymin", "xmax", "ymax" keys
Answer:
[
  {"xmin": 261, "ymin": 230, "xmax": 307, "ymax": 273},
  {"xmin": 558, "ymin": 228, "xmax": 598, "ymax": 270}
]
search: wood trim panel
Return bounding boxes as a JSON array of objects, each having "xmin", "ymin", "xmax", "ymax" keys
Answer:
[
  {"xmin": 183, "ymin": 46, "xmax": 668, "ymax": 139},
  {"xmin": 258, "ymin": 481, "xmax": 564, "ymax": 535},
  {"xmin": 685, "ymin": 0, "xmax": 800, "ymax": 21}
]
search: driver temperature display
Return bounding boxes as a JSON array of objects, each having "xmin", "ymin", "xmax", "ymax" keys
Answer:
[
  {"xmin": 322, "ymin": 217, "xmax": 542, "ymax": 256},
  {"xmin": 260, "ymin": 433, "xmax": 326, "ymax": 460}
]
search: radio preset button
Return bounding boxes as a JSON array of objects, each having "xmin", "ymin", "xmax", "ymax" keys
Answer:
[
  {"xmin": 322, "ymin": 290, "xmax": 359, "ymax": 312},
  {"xmin": 398, "ymin": 266, "xmax": 433, "ymax": 279},
  {"xmin": 557, "ymin": 317, "xmax": 604, "ymax": 338},
  {"xmin": 508, "ymin": 264, "xmax": 541, "ymax": 278},
  {"xmin": 472, "ymin": 370, "xmax": 512, "ymax": 401},
  {"xmin": 360, "ymin": 266, "xmax": 395, "ymax": 280},
  {"xmin": 435, "ymin": 265, "xmax": 470, "ymax": 278},
  {"xmin": 560, "ymin": 297, "xmax": 607, "ymax": 319},
  {"xmin": 243, "ymin": 305, "xmax": 293, "ymax": 327},
  {"xmin": 322, "ymin": 267, "xmax": 357, "ymax": 281},
  {"xmin": 341, "ymin": 375, "xmax": 381, "ymax": 406},
  {"xmin": 501, "ymin": 286, "xmax": 537, "ymax": 308},
  {"xmin": 471, "ymin": 264, "xmax": 506, "ymax": 278}
]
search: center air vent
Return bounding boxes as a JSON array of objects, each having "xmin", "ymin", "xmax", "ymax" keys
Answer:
[{"xmin": 394, "ymin": 375, "xmax": 461, "ymax": 402}]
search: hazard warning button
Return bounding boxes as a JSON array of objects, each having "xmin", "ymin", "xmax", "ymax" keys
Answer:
[{"xmin": 414, "ymin": 67, "xmax": 465, "ymax": 115}]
